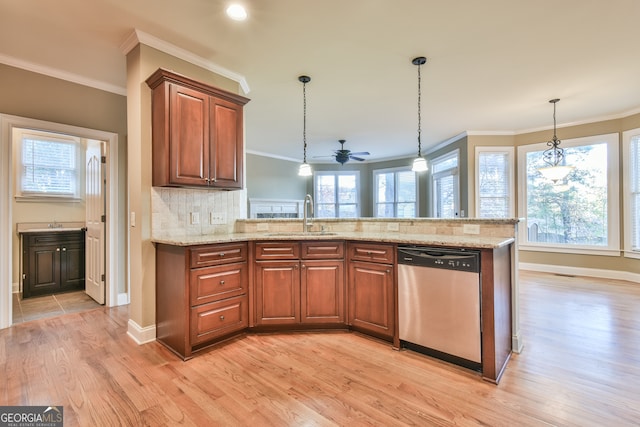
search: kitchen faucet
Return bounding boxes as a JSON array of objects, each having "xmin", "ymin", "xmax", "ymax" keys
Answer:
[{"xmin": 303, "ymin": 194, "xmax": 314, "ymax": 233}]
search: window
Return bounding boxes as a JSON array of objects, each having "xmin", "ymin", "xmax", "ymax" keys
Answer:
[
  {"xmin": 314, "ymin": 171, "xmax": 359, "ymax": 217},
  {"xmin": 517, "ymin": 133, "xmax": 619, "ymax": 255},
  {"xmin": 431, "ymin": 150, "xmax": 459, "ymax": 218},
  {"xmin": 476, "ymin": 147, "xmax": 514, "ymax": 218},
  {"xmin": 373, "ymin": 167, "xmax": 417, "ymax": 218},
  {"xmin": 14, "ymin": 128, "xmax": 81, "ymax": 199},
  {"xmin": 623, "ymin": 128, "xmax": 640, "ymax": 258}
]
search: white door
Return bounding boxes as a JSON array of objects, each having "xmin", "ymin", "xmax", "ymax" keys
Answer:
[{"xmin": 85, "ymin": 140, "xmax": 105, "ymax": 304}]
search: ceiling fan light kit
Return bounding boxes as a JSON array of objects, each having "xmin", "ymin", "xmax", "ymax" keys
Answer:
[
  {"xmin": 411, "ymin": 56, "xmax": 428, "ymax": 172},
  {"xmin": 298, "ymin": 75, "xmax": 312, "ymax": 177}
]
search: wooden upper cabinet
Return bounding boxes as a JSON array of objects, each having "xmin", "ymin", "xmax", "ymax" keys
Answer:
[{"xmin": 146, "ymin": 68, "xmax": 250, "ymax": 189}]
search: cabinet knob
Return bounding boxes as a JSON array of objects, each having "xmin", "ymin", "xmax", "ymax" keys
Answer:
[
  {"xmin": 367, "ymin": 251, "xmax": 372, "ymax": 255},
  {"xmin": 386, "ymin": 269, "xmax": 391, "ymax": 274},
  {"xmin": 204, "ymin": 178, "xmax": 210, "ymax": 183},
  {"xmin": 56, "ymin": 247, "xmax": 60, "ymax": 252},
  {"xmin": 301, "ymin": 264, "xmax": 306, "ymax": 269},
  {"xmin": 62, "ymin": 247, "xmax": 67, "ymax": 252},
  {"xmin": 219, "ymin": 315, "xmax": 225, "ymax": 321},
  {"xmin": 220, "ymin": 280, "xmax": 225, "ymax": 285},
  {"xmin": 219, "ymin": 253, "xmax": 225, "ymax": 257}
]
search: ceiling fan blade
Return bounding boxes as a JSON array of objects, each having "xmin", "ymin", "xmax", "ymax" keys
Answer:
[
  {"xmin": 349, "ymin": 152, "xmax": 370, "ymax": 156},
  {"xmin": 350, "ymin": 156, "xmax": 367, "ymax": 161}
]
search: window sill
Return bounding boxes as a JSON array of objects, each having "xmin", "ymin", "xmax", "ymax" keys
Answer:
[
  {"xmin": 519, "ymin": 244, "xmax": 621, "ymax": 257},
  {"xmin": 623, "ymin": 250, "xmax": 640, "ymax": 260},
  {"xmin": 15, "ymin": 195, "xmax": 82, "ymax": 203}
]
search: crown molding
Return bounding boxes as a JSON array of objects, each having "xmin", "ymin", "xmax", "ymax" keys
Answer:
[
  {"xmin": 516, "ymin": 106, "xmax": 640, "ymax": 135},
  {"xmin": 121, "ymin": 29, "xmax": 250, "ymax": 94},
  {"xmin": 246, "ymin": 149, "xmax": 300, "ymax": 163},
  {"xmin": 0, "ymin": 53, "xmax": 126, "ymax": 96}
]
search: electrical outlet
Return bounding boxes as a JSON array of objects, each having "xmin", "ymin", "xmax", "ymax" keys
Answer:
[
  {"xmin": 210, "ymin": 212, "xmax": 227, "ymax": 225},
  {"xmin": 386, "ymin": 222, "xmax": 400, "ymax": 231},
  {"xmin": 463, "ymin": 224, "xmax": 480, "ymax": 234},
  {"xmin": 190, "ymin": 212, "xmax": 200, "ymax": 225},
  {"xmin": 256, "ymin": 223, "xmax": 269, "ymax": 231}
]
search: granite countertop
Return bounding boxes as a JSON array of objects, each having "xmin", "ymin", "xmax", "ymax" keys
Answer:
[{"xmin": 152, "ymin": 231, "xmax": 514, "ymax": 249}]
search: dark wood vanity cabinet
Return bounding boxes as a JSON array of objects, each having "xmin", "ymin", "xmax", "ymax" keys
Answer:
[
  {"xmin": 146, "ymin": 68, "xmax": 250, "ymax": 189},
  {"xmin": 22, "ymin": 231, "xmax": 85, "ymax": 298}
]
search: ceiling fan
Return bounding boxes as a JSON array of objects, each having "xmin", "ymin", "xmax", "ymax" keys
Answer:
[{"xmin": 317, "ymin": 139, "xmax": 370, "ymax": 165}]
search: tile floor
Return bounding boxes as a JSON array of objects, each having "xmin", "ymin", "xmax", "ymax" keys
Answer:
[{"xmin": 12, "ymin": 290, "xmax": 101, "ymax": 324}]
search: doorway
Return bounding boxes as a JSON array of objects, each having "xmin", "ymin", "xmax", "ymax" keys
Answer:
[{"xmin": 0, "ymin": 114, "xmax": 124, "ymax": 329}]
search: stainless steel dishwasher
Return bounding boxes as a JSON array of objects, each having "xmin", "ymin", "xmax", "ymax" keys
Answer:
[{"xmin": 397, "ymin": 246, "xmax": 481, "ymax": 371}]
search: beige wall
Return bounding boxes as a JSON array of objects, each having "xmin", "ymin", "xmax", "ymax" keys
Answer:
[
  {"xmin": 125, "ymin": 44, "xmax": 242, "ymax": 330},
  {"xmin": 0, "ymin": 64, "xmax": 128, "ymax": 294}
]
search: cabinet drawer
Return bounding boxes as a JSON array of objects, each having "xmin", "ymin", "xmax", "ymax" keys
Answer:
[
  {"xmin": 190, "ymin": 262, "xmax": 247, "ymax": 306},
  {"xmin": 301, "ymin": 241, "xmax": 344, "ymax": 260},
  {"xmin": 190, "ymin": 242, "xmax": 247, "ymax": 268},
  {"xmin": 190, "ymin": 295, "xmax": 248, "ymax": 345},
  {"xmin": 348, "ymin": 242, "xmax": 395, "ymax": 264},
  {"xmin": 255, "ymin": 242, "xmax": 300, "ymax": 260},
  {"xmin": 27, "ymin": 231, "xmax": 85, "ymax": 246}
]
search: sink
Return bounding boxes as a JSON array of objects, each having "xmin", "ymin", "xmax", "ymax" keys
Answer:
[{"xmin": 265, "ymin": 232, "xmax": 338, "ymax": 236}]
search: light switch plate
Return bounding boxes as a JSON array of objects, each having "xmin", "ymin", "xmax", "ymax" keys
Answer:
[
  {"xmin": 210, "ymin": 212, "xmax": 227, "ymax": 225},
  {"xmin": 463, "ymin": 224, "xmax": 480, "ymax": 234},
  {"xmin": 387, "ymin": 222, "xmax": 400, "ymax": 231}
]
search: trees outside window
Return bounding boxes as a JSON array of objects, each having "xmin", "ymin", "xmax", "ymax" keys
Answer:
[
  {"xmin": 314, "ymin": 171, "xmax": 359, "ymax": 218},
  {"xmin": 374, "ymin": 168, "xmax": 417, "ymax": 218},
  {"xmin": 518, "ymin": 133, "xmax": 619, "ymax": 253}
]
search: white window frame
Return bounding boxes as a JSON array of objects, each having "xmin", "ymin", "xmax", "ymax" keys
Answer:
[
  {"xmin": 430, "ymin": 149, "xmax": 459, "ymax": 218},
  {"xmin": 623, "ymin": 128, "xmax": 640, "ymax": 259},
  {"xmin": 517, "ymin": 133, "xmax": 620, "ymax": 256},
  {"xmin": 13, "ymin": 127, "xmax": 82, "ymax": 201},
  {"xmin": 475, "ymin": 146, "xmax": 515, "ymax": 218},
  {"xmin": 313, "ymin": 170, "xmax": 360, "ymax": 218},
  {"xmin": 372, "ymin": 166, "xmax": 418, "ymax": 218}
]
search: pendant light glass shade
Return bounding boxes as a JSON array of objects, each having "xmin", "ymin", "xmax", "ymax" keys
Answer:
[
  {"xmin": 411, "ymin": 56, "xmax": 428, "ymax": 172},
  {"xmin": 298, "ymin": 75, "xmax": 312, "ymax": 177},
  {"xmin": 298, "ymin": 162, "xmax": 312, "ymax": 176},
  {"xmin": 538, "ymin": 99, "xmax": 574, "ymax": 182},
  {"xmin": 412, "ymin": 157, "xmax": 428, "ymax": 172}
]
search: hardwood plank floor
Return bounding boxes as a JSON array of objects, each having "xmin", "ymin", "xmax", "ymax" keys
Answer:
[{"xmin": 1, "ymin": 270, "xmax": 639, "ymax": 426}]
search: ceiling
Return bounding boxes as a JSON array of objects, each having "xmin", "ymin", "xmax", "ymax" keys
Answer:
[{"xmin": 1, "ymin": 0, "xmax": 639, "ymax": 163}]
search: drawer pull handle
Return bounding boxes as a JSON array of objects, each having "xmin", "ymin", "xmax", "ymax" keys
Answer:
[
  {"xmin": 220, "ymin": 280, "xmax": 225, "ymax": 285},
  {"xmin": 219, "ymin": 253, "xmax": 225, "ymax": 257},
  {"xmin": 367, "ymin": 251, "xmax": 372, "ymax": 255},
  {"xmin": 219, "ymin": 315, "xmax": 225, "ymax": 321}
]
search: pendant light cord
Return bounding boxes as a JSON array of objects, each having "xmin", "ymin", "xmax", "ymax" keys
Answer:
[
  {"xmin": 417, "ymin": 60, "xmax": 422, "ymax": 157},
  {"xmin": 302, "ymin": 80, "xmax": 307, "ymax": 163}
]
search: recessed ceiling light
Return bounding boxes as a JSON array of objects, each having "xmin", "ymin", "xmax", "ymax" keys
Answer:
[{"xmin": 226, "ymin": 4, "xmax": 247, "ymax": 21}]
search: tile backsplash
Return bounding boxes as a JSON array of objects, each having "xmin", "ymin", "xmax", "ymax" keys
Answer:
[{"xmin": 151, "ymin": 187, "xmax": 246, "ymax": 238}]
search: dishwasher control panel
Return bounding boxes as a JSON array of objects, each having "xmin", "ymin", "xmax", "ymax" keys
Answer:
[{"xmin": 397, "ymin": 246, "xmax": 480, "ymax": 273}]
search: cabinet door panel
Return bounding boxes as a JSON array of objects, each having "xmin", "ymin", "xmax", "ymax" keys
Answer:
[
  {"xmin": 27, "ymin": 245, "xmax": 60, "ymax": 297},
  {"xmin": 170, "ymin": 84, "xmax": 210, "ymax": 186},
  {"xmin": 348, "ymin": 261, "xmax": 394, "ymax": 339},
  {"xmin": 60, "ymin": 242, "xmax": 85, "ymax": 290},
  {"xmin": 301, "ymin": 260, "xmax": 344, "ymax": 323},
  {"xmin": 210, "ymin": 99, "xmax": 243, "ymax": 188},
  {"xmin": 255, "ymin": 261, "xmax": 300, "ymax": 325}
]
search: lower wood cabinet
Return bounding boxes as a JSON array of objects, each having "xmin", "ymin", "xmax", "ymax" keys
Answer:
[
  {"xmin": 155, "ymin": 242, "xmax": 248, "ymax": 359},
  {"xmin": 254, "ymin": 241, "xmax": 345, "ymax": 327},
  {"xmin": 347, "ymin": 242, "xmax": 395, "ymax": 340},
  {"xmin": 22, "ymin": 231, "xmax": 86, "ymax": 298}
]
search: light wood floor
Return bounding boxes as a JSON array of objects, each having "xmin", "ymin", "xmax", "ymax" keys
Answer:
[{"xmin": 1, "ymin": 271, "xmax": 639, "ymax": 426}]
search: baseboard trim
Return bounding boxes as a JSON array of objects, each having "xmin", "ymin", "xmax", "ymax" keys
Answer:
[
  {"xmin": 12, "ymin": 282, "xmax": 18, "ymax": 294},
  {"xmin": 127, "ymin": 319, "xmax": 156, "ymax": 345},
  {"xmin": 117, "ymin": 292, "xmax": 129, "ymax": 306},
  {"xmin": 519, "ymin": 262, "xmax": 640, "ymax": 283}
]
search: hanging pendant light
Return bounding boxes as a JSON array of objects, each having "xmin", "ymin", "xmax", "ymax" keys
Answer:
[
  {"xmin": 298, "ymin": 75, "xmax": 312, "ymax": 176},
  {"xmin": 538, "ymin": 99, "xmax": 573, "ymax": 182},
  {"xmin": 411, "ymin": 56, "xmax": 428, "ymax": 172}
]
